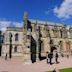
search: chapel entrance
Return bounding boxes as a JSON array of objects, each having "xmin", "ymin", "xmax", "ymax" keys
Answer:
[{"xmin": 30, "ymin": 36, "xmax": 36, "ymax": 63}]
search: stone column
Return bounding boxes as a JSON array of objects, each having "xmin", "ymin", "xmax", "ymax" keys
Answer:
[
  {"xmin": 36, "ymin": 20, "xmax": 39, "ymax": 61},
  {"xmin": 22, "ymin": 12, "xmax": 31, "ymax": 64}
]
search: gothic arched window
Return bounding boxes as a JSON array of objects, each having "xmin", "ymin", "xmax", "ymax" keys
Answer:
[
  {"xmin": 53, "ymin": 25, "xmax": 59, "ymax": 37},
  {"xmin": 9, "ymin": 32, "xmax": 12, "ymax": 42},
  {"xmin": 66, "ymin": 41, "xmax": 70, "ymax": 52},
  {"xmin": 60, "ymin": 29, "xmax": 63, "ymax": 38},
  {"xmin": 14, "ymin": 46, "xmax": 17, "ymax": 52},
  {"xmin": 62, "ymin": 27, "xmax": 67, "ymax": 38},
  {"xmin": 15, "ymin": 33, "xmax": 19, "ymax": 41},
  {"xmin": 41, "ymin": 41, "xmax": 44, "ymax": 52},
  {"xmin": 59, "ymin": 41, "xmax": 63, "ymax": 52}
]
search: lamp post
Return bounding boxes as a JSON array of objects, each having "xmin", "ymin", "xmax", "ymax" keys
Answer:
[{"xmin": 9, "ymin": 33, "xmax": 12, "ymax": 59}]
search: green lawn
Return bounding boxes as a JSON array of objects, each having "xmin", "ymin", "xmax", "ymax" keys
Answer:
[
  {"xmin": 60, "ymin": 68, "xmax": 72, "ymax": 72},
  {"xmin": 47, "ymin": 68, "xmax": 72, "ymax": 72}
]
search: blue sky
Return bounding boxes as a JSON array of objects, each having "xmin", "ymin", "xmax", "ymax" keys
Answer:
[
  {"xmin": 0, "ymin": 0, "xmax": 63, "ymax": 21},
  {"xmin": 0, "ymin": 0, "xmax": 72, "ymax": 31}
]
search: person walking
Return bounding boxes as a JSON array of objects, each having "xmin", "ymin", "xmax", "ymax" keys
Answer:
[
  {"xmin": 55, "ymin": 51, "xmax": 59, "ymax": 64},
  {"xmin": 5, "ymin": 53, "xmax": 7, "ymax": 60},
  {"xmin": 49, "ymin": 52, "xmax": 53, "ymax": 65},
  {"xmin": 46, "ymin": 52, "xmax": 49, "ymax": 64},
  {"xmin": 66, "ymin": 52, "xmax": 69, "ymax": 59}
]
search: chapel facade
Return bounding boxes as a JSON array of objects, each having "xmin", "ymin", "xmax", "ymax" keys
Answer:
[{"xmin": 1, "ymin": 12, "xmax": 72, "ymax": 63}]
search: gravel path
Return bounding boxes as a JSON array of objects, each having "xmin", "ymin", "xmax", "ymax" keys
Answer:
[{"xmin": 0, "ymin": 56, "xmax": 72, "ymax": 72}]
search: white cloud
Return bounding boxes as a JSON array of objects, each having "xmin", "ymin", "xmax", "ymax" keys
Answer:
[
  {"xmin": 0, "ymin": 20, "xmax": 23, "ymax": 31},
  {"xmin": 13, "ymin": 22, "xmax": 23, "ymax": 27},
  {"xmin": 45, "ymin": 8, "xmax": 53, "ymax": 15},
  {"xmin": 54, "ymin": 0, "xmax": 72, "ymax": 19},
  {"xmin": 0, "ymin": 21, "xmax": 11, "ymax": 31}
]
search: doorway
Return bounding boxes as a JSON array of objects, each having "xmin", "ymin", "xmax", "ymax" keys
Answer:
[{"xmin": 30, "ymin": 36, "xmax": 36, "ymax": 63}]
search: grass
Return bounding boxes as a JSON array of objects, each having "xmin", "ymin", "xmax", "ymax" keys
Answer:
[
  {"xmin": 46, "ymin": 68, "xmax": 72, "ymax": 72},
  {"xmin": 60, "ymin": 68, "xmax": 72, "ymax": 72}
]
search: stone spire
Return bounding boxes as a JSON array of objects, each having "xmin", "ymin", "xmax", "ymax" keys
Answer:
[
  {"xmin": 24, "ymin": 11, "xmax": 28, "ymax": 19},
  {"xmin": 22, "ymin": 12, "xmax": 28, "ymax": 62},
  {"xmin": 23, "ymin": 11, "xmax": 28, "ymax": 29},
  {"xmin": 22, "ymin": 12, "xmax": 32, "ymax": 64}
]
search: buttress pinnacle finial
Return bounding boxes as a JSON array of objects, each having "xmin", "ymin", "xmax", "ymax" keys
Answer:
[{"xmin": 24, "ymin": 11, "xmax": 28, "ymax": 19}]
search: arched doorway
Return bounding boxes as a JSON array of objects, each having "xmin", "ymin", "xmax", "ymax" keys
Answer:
[
  {"xmin": 59, "ymin": 41, "xmax": 63, "ymax": 53},
  {"xmin": 9, "ymin": 32, "xmax": 13, "ymax": 58},
  {"xmin": 39, "ymin": 40, "xmax": 46, "ymax": 60},
  {"xmin": 14, "ymin": 45, "xmax": 17, "ymax": 52},
  {"xmin": 50, "ymin": 39, "xmax": 56, "ymax": 53},
  {"xmin": 15, "ymin": 33, "xmax": 19, "ymax": 41},
  {"xmin": 66, "ymin": 41, "xmax": 70, "ymax": 52},
  {"xmin": 50, "ymin": 46, "xmax": 57, "ymax": 53},
  {"xmin": 30, "ymin": 36, "xmax": 36, "ymax": 63}
]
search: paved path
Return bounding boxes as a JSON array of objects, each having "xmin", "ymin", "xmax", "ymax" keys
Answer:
[{"xmin": 0, "ymin": 56, "xmax": 72, "ymax": 72}]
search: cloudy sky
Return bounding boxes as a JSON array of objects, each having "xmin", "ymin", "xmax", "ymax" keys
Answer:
[{"xmin": 0, "ymin": 0, "xmax": 72, "ymax": 31}]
